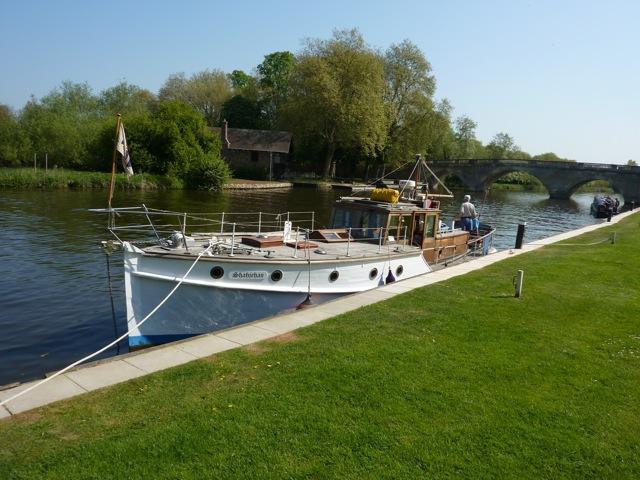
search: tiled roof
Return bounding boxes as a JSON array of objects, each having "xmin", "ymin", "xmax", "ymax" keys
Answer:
[{"xmin": 213, "ymin": 127, "xmax": 292, "ymax": 153}]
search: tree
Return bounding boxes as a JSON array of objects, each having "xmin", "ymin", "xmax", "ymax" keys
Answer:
[
  {"xmin": 221, "ymin": 95, "xmax": 263, "ymax": 129},
  {"xmin": 19, "ymin": 81, "xmax": 102, "ymax": 169},
  {"xmin": 0, "ymin": 104, "xmax": 30, "ymax": 166},
  {"xmin": 424, "ymin": 99, "xmax": 456, "ymax": 161},
  {"xmin": 627, "ymin": 159, "xmax": 637, "ymax": 166},
  {"xmin": 382, "ymin": 40, "xmax": 437, "ymax": 165},
  {"xmin": 99, "ymin": 82, "xmax": 155, "ymax": 116},
  {"xmin": 282, "ymin": 29, "xmax": 387, "ymax": 177},
  {"xmin": 454, "ymin": 116, "xmax": 478, "ymax": 158},
  {"xmin": 257, "ymin": 51, "xmax": 295, "ymax": 127},
  {"xmin": 532, "ymin": 152, "xmax": 562, "ymax": 162},
  {"xmin": 159, "ymin": 70, "xmax": 232, "ymax": 127},
  {"xmin": 486, "ymin": 132, "xmax": 518, "ymax": 159},
  {"xmin": 228, "ymin": 70, "xmax": 255, "ymax": 91},
  {"xmin": 93, "ymin": 100, "xmax": 230, "ymax": 188}
]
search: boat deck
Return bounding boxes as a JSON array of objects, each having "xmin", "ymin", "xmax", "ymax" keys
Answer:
[{"xmin": 140, "ymin": 232, "xmax": 424, "ymax": 262}]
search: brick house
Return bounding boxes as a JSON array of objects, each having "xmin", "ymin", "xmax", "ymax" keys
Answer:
[{"xmin": 213, "ymin": 120, "xmax": 293, "ymax": 179}]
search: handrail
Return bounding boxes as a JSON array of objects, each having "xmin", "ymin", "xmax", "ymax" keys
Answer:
[
  {"xmin": 94, "ymin": 205, "xmax": 497, "ymax": 263},
  {"xmin": 95, "ymin": 206, "xmax": 317, "ymax": 245}
]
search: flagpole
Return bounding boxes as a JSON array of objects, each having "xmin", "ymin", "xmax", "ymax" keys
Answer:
[{"xmin": 107, "ymin": 114, "xmax": 121, "ymax": 210}]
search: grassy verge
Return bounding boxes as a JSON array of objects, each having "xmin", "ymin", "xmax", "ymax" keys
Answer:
[
  {"xmin": 2, "ymin": 215, "xmax": 640, "ymax": 478},
  {"xmin": 0, "ymin": 168, "xmax": 290, "ymax": 190},
  {"xmin": 0, "ymin": 168, "xmax": 182, "ymax": 190}
]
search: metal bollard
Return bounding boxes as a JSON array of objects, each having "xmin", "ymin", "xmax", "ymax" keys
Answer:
[{"xmin": 515, "ymin": 222, "xmax": 526, "ymax": 249}]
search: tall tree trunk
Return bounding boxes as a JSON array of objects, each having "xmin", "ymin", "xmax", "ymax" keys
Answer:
[{"xmin": 323, "ymin": 142, "xmax": 336, "ymax": 178}]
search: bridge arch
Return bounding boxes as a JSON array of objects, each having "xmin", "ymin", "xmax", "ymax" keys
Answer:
[
  {"xmin": 562, "ymin": 177, "xmax": 624, "ymax": 200},
  {"xmin": 430, "ymin": 160, "xmax": 640, "ymax": 205},
  {"xmin": 481, "ymin": 168, "xmax": 548, "ymax": 193}
]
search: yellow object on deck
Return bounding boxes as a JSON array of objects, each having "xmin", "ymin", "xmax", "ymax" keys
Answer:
[{"xmin": 371, "ymin": 188, "xmax": 400, "ymax": 204}]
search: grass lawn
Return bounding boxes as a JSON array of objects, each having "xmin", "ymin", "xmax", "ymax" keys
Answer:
[{"xmin": 1, "ymin": 215, "xmax": 640, "ymax": 479}]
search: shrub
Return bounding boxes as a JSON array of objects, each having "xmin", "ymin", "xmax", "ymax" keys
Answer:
[{"xmin": 183, "ymin": 152, "xmax": 230, "ymax": 190}]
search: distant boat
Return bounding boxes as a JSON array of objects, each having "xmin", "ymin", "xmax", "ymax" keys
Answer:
[{"xmin": 590, "ymin": 195, "xmax": 619, "ymax": 218}]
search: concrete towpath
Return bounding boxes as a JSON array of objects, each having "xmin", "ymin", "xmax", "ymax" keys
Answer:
[{"xmin": 1, "ymin": 210, "xmax": 635, "ymax": 419}]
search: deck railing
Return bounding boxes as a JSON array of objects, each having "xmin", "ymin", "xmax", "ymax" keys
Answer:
[
  {"xmin": 93, "ymin": 205, "xmax": 496, "ymax": 262},
  {"xmin": 95, "ymin": 206, "xmax": 316, "ymax": 244}
]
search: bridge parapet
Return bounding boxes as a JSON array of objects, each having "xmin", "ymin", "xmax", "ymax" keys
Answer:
[{"xmin": 429, "ymin": 159, "xmax": 640, "ymax": 205}]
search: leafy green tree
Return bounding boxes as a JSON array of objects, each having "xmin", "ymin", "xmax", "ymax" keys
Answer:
[
  {"xmin": 19, "ymin": 81, "xmax": 102, "ymax": 169},
  {"xmin": 99, "ymin": 82, "xmax": 155, "ymax": 116},
  {"xmin": 454, "ymin": 116, "xmax": 478, "ymax": 158},
  {"xmin": 0, "ymin": 105, "xmax": 30, "ymax": 166},
  {"xmin": 229, "ymin": 70, "xmax": 254, "ymax": 91},
  {"xmin": 159, "ymin": 70, "xmax": 232, "ymax": 127},
  {"xmin": 257, "ymin": 51, "xmax": 295, "ymax": 127},
  {"xmin": 486, "ymin": 132, "xmax": 518, "ymax": 159},
  {"xmin": 93, "ymin": 100, "xmax": 229, "ymax": 188},
  {"xmin": 221, "ymin": 95, "xmax": 263, "ymax": 129},
  {"xmin": 382, "ymin": 39, "xmax": 437, "ymax": 165},
  {"xmin": 424, "ymin": 99, "xmax": 457, "ymax": 160},
  {"xmin": 282, "ymin": 29, "xmax": 387, "ymax": 177},
  {"xmin": 627, "ymin": 159, "xmax": 637, "ymax": 166}
]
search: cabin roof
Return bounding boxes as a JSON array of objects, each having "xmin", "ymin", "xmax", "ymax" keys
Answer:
[{"xmin": 335, "ymin": 197, "xmax": 439, "ymax": 214}]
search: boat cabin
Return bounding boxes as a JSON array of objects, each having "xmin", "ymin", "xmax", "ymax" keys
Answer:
[{"xmin": 309, "ymin": 196, "xmax": 470, "ymax": 263}]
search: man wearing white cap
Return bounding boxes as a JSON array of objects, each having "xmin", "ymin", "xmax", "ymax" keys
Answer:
[{"xmin": 460, "ymin": 194, "xmax": 478, "ymax": 232}]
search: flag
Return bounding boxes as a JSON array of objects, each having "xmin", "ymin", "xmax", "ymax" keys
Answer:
[{"xmin": 116, "ymin": 122, "xmax": 134, "ymax": 176}]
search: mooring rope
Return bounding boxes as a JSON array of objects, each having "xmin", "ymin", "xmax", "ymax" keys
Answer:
[{"xmin": 0, "ymin": 243, "xmax": 213, "ymax": 410}]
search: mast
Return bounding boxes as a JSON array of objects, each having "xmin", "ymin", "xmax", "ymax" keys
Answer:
[
  {"xmin": 107, "ymin": 114, "xmax": 121, "ymax": 229},
  {"xmin": 107, "ymin": 114, "xmax": 122, "ymax": 209}
]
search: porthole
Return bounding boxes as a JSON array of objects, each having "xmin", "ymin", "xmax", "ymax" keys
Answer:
[
  {"xmin": 329, "ymin": 270, "xmax": 339, "ymax": 282},
  {"xmin": 369, "ymin": 268, "xmax": 378, "ymax": 280},
  {"xmin": 271, "ymin": 269, "xmax": 283, "ymax": 282},
  {"xmin": 396, "ymin": 265, "xmax": 404, "ymax": 277},
  {"xmin": 210, "ymin": 266, "xmax": 224, "ymax": 279}
]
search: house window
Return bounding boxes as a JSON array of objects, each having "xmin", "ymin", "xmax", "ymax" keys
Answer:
[{"xmin": 251, "ymin": 151, "xmax": 259, "ymax": 163}]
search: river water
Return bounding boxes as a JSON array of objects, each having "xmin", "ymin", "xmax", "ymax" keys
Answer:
[{"xmin": 0, "ymin": 187, "xmax": 613, "ymax": 386}]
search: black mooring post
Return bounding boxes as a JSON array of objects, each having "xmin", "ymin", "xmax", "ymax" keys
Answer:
[{"xmin": 515, "ymin": 222, "xmax": 526, "ymax": 249}]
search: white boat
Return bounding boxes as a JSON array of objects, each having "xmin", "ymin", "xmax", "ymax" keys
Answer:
[{"xmin": 100, "ymin": 192, "xmax": 494, "ymax": 349}]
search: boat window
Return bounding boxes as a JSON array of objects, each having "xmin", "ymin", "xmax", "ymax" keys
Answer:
[
  {"xmin": 412, "ymin": 214, "xmax": 426, "ymax": 246},
  {"xmin": 425, "ymin": 215, "xmax": 437, "ymax": 238},
  {"xmin": 398, "ymin": 215, "xmax": 412, "ymax": 242},
  {"xmin": 332, "ymin": 209, "xmax": 386, "ymax": 240},
  {"xmin": 387, "ymin": 215, "xmax": 400, "ymax": 241},
  {"xmin": 331, "ymin": 208, "xmax": 361, "ymax": 229}
]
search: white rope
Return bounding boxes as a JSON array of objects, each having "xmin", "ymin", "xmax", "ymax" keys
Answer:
[{"xmin": 0, "ymin": 243, "xmax": 213, "ymax": 410}]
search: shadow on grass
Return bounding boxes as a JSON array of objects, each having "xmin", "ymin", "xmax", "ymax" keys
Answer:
[{"xmin": 489, "ymin": 293, "xmax": 517, "ymax": 299}]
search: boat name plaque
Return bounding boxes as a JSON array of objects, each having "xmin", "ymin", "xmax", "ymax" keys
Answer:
[{"xmin": 229, "ymin": 271, "xmax": 268, "ymax": 281}]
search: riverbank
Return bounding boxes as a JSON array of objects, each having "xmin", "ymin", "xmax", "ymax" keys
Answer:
[
  {"xmin": 0, "ymin": 168, "xmax": 292, "ymax": 190},
  {"xmin": 2, "ymin": 211, "xmax": 638, "ymax": 477},
  {"xmin": 0, "ymin": 168, "xmax": 181, "ymax": 190}
]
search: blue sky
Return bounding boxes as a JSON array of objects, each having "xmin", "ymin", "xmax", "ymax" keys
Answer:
[{"xmin": 1, "ymin": 0, "xmax": 638, "ymax": 164}]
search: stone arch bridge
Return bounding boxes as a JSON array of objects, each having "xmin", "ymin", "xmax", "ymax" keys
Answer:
[{"xmin": 430, "ymin": 159, "xmax": 640, "ymax": 205}]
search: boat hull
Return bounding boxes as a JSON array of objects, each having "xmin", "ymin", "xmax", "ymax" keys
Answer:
[
  {"xmin": 128, "ymin": 276, "xmax": 343, "ymax": 348},
  {"xmin": 123, "ymin": 243, "xmax": 430, "ymax": 349}
]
